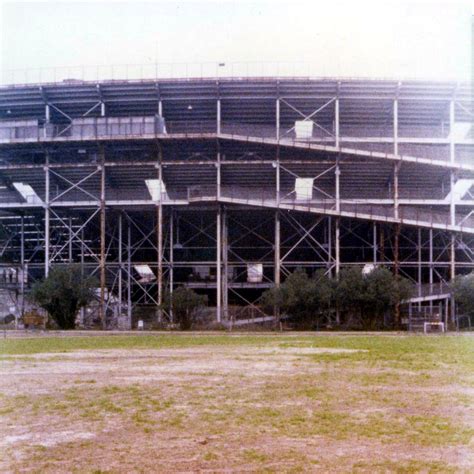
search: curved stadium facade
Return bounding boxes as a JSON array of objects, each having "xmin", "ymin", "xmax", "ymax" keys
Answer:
[{"xmin": 0, "ymin": 76, "xmax": 473, "ymax": 328}]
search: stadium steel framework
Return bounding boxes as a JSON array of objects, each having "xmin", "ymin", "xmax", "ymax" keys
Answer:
[{"xmin": 0, "ymin": 76, "xmax": 473, "ymax": 328}]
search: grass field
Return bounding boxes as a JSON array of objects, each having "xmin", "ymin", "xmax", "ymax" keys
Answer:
[{"xmin": 1, "ymin": 332, "xmax": 473, "ymax": 473}]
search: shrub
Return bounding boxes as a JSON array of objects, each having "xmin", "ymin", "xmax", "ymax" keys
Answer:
[
  {"xmin": 29, "ymin": 265, "xmax": 97, "ymax": 329},
  {"xmin": 161, "ymin": 287, "xmax": 208, "ymax": 330}
]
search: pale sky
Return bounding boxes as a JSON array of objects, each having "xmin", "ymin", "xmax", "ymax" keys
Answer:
[{"xmin": 0, "ymin": 0, "xmax": 473, "ymax": 82}]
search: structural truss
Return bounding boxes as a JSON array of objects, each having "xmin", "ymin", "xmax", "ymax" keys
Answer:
[{"xmin": 0, "ymin": 77, "xmax": 472, "ymax": 327}]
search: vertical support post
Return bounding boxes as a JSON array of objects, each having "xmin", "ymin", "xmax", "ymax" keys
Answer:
[
  {"xmin": 393, "ymin": 162, "xmax": 400, "ymax": 219},
  {"xmin": 334, "ymin": 155, "xmax": 341, "ymax": 324},
  {"xmin": 449, "ymin": 99, "xmax": 455, "ymax": 164},
  {"xmin": 417, "ymin": 228, "xmax": 422, "ymax": 305},
  {"xmin": 335, "ymin": 96, "xmax": 340, "ymax": 148},
  {"xmin": 169, "ymin": 209, "xmax": 174, "ymax": 323},
  {"xmin": 373, "ymin": 222, "xmax": 377, "ymax": 264},
  {"xmin": 19, "ymin": 215, "xmax": 25, "ymax": 328},
  {"xmin": 44, "ymin": 152, "xmax": 50, "ymax": 277},
  {"xmin": 335, "ymin": 218, "xmax": 341, "ymax": 276},
  {"xmin": 158, "ymin": 100, "xmax": 163, "ymax": 117},
  {"xmin": 275, "ymin": 150, "xmax": 280, "ymax": 205},
  {"xmin": 45, "ymin": 103, "xmax": 50, "ymax": 139},
  {"xmin": 222, "ymin": 208, "xmax": 228, "ymax": 321},
  {"xmin": 429, "ymin": 228, "xmax": 434, "ymax": 313},
  {"xmin": 217, "ymin": 151, "xmax": 221, "ymax": 199},
  {"xmin": 216, "ymin": 206, "xmax": 222, "ymax": 323},
  {"xmin": 100, "ymin": 102, "xmax": 106, "ymax": 117},
  {"xmin": 450, "ymin": 171, "xmax": 456, "ymax": 226},
  {"xmin": 99, "ymin": 147, "xmax": 106, "ymax": 328},
  {"xmin": 380, "ymin": 226, "xmax": 385, "ymax": 263},
  {"xmin": 217, "ymin": 98, "xmax": 221, "ymax": 134},
  {"xmin": 274, "ymin": 210, "xmax": 281, "ymax": 325},
  {"xmin": 393, "ymin": 97, "xmax": 400, "ymax": 220},
  {"xmin": 274, "ymin": 210, "xmax": 280, "ymax": 288},
  {"xmin": 118, "ymin": 213, "xmax": 123, "ymax": 323},
  {"xmin": 393, "ymin": 98, "xmax": 398, "ymax": 157},
  {"xmin": 335, "ymin": 217, "xmax": 340, "ymax": 324},
  {"xmin": 157, "ymin": 161, "xmax": 163, "ymax": 322},
  {"xmin": 68, "ymin": 216, "xmax": 73, "ymax": 262},
  {"xmin": 450, "ymin": 233, "xmax": 456, "ymax": 326},
  {"xmin": 445, "ymin": 297, "xmax": 449, "ymax": 328},
  {"xmin": 276, "ymin": 97, "xmax": 280, "ymax": 140},
  {"xmin": 127, "ymin": 220, "xmax": 132, "ymax": 326},
  {"xmin": 328, "ymin": 216, "xmax": 332, "ymax": 274},
  {"xmin": 80, "ymin": 228, "xmax": 85, "ymax": 326},
  {"xmin": 394, "ymin": 223, "xmax": 401, "ymax": 327}
]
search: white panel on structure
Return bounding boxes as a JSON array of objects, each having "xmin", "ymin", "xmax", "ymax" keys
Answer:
[
  {"xmin": 295, "ymin": 120, "xmax": 313, "ymax": 139},
  {"xmin": 145, "ymin": 179, "xmax": 168, "ymax": 201},
  {"xmin": 247, "ymin": 263, "xmax": 263, "ymax": 283},
  {"xmin": 449, "ymin": 122, "xmax": 471, "ymax": 140},
  {"xmin": 134, "ymin": 264, "xmax": 156, "ymax": 283},
  {"xmin": 444, "ymin": 179, "xmax": 474, "ymax": 202},
  {"xmin": 194, "ymin": 266, "xmax": 211, "ymax": 279},
  {"xmin": 295, "ymin": 178, "xmax": 314, "ymax": 200},
  {"xmin": 12, "ymin": 183, "xmax": 42, "ymax": 204},
  {"xmin": 362, "ymin": 264, "xmax": 376, "ymax": 276}
]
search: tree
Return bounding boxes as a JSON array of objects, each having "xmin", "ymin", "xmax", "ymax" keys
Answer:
[
  {"xmin": 335, "ymin": 267, "xmax": 366, "ymax": 320},
  {"xmin": 161, "ymin": 286, "xmax": 207, "ymax": 330},
  {"xmin": 261, "ymin": 268, "xmax": 335, "ymax": 328},
  {"xmin": 453, "ymin": 272, "xmax": 474, "ymax": 317},
  {"xmin": 336, "ymin": 266, "xmax": 413, "ymax": 328},
  {"xmin": 29, "ymin": 265, "xmax": 97, "ymax": 329}
]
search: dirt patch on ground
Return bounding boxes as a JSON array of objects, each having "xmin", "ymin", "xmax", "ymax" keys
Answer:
[{"xmin": 1, "ymin": 336, "xmax": 473, "ymax": 473}]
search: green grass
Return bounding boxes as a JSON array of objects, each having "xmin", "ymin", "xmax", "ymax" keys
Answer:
[
  {"xmin": 1, "ymin": 332, "xmax": 473, "ymax": 472},
  {"xmin": 2, "ymin": 333, "xmax": 473, "ymax": 373}
]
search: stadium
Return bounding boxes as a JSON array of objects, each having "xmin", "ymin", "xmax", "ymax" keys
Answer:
[{"xmin": 0, "ymin": 71, "xmax": 473, "ymax": 328}]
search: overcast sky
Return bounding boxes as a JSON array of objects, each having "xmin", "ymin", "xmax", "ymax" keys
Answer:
[{"xmin": 0, "ymin": 0, "xmax": 473, "ymax": 82}]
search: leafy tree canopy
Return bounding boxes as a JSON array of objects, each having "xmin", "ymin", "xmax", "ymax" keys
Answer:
[{"xmin": 29, "ymin": 265, "xmax": 97, "ymax": 329}]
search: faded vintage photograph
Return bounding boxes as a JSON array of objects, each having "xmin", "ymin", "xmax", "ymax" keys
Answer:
[{"xmin": 0, "ymin": 1, "xmax": 473, "ymax": 472}]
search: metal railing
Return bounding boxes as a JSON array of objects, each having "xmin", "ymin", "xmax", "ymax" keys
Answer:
[
  {"xmin": 1, "ymin": 61, "xmax": 425, "ymax": 86},
  {"xmin": 186, "ymin": 185, "xmax": 474, "ymax": 231}
]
